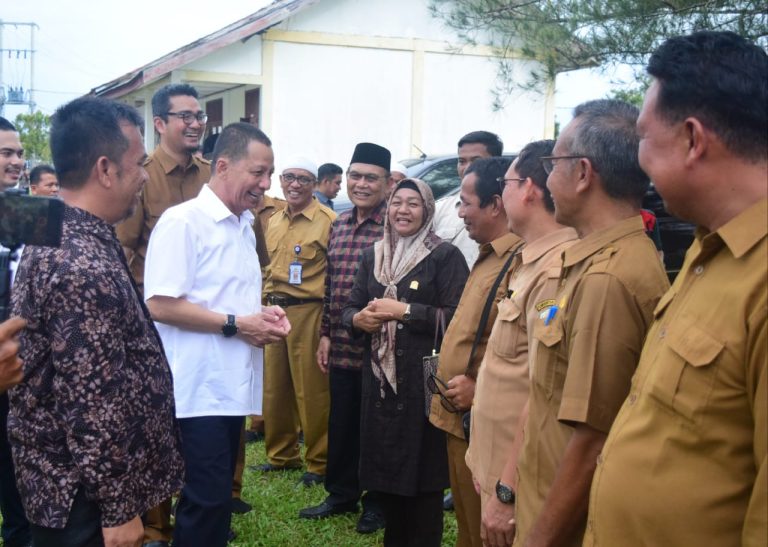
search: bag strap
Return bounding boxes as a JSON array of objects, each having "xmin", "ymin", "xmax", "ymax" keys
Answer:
[
  {"xmin": 464, "ymin": 243, "xmax": 524, "ymax": 377},
  {"xmin": 432, "ymin": 307, "xmax": 446, "ymax": 352}
]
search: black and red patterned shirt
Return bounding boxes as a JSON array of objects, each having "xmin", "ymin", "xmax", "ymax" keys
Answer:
[
  {"xmin": 320, "ymin": 202, "xmax": 386, "ymax": 370},
  {"xmin": 9, "ymin": 205, "xmax": 184, "ymax": 528}
]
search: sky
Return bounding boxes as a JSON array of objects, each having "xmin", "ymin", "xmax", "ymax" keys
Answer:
[{"xmin": 1, "ymin": 1, "xmax": 634, "ymax": 124}]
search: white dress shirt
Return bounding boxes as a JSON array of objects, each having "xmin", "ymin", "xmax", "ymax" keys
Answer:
[{"xmin": 145, "ymin": 184, "xmax": 263, "ymax": 418}]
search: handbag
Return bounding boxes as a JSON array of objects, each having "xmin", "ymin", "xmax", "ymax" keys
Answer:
[
  {"xmin": 422, "ymin": 308, "xmax": 446, "ymax": 417},
  {"xmin": 461, "ymin": 243, "xmax": 524, "ymax": 441}
]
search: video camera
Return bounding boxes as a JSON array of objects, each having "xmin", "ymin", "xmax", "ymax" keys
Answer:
[{"xmin": 0, "ymin": 188, "xmax": 65, "ymax": 320}]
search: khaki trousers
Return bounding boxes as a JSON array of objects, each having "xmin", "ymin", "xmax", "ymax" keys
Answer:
[
  {"xmin": 447, "ymin": 433, "xmax": 482, "ymax": 547},
  {"xmin": 263, "ymin": 303, "xmax": 329, "ymax": 474}
]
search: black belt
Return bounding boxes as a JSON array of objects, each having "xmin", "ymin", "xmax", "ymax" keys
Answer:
[{"xmin": 266, "ymin": 294, "xmax": 323, "ymax": 307}]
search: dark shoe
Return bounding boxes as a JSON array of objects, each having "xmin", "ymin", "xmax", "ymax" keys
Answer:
[
  {"xmin": 298, "ymin": 500, "xmax": 358, "ymax": 520},
  {"xmin": 143, "ymin": 543, "xmax": 170, "ymax": 547},
  {"xmin": 231, "ymin": 497, "xmax": 253, "ymax": 514},
  {"xmin": 244, "ymin": 430, "xmax": 264, "ymax": 443},
  {"xmin": 356, "ymin": 509, "xmax": 385, "ymax": 534},
  {"xmin": 299, "ymin": 472, "xmax": 325, "ymax": 487},
  {"xmin": 443, "ymin": 491, "xmax": 454, "ymax": 511},
  {"xmin": 249, "ymin": 462, "xmax": 302, "ymax": 472}
]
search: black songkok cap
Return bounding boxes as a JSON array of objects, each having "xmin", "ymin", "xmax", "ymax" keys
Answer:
[{"xmin": 350, "ymin": 142, "xmax": 391, "ymax": 171}]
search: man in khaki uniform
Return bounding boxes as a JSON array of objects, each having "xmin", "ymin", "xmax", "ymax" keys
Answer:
[
  {"xmin": 512, "ymin": 100, "xmax": 670, "ymax": 547},
  {"xmin": 116, "ymin": 83, "xmax": 210, "ymax": 547},
  {"xmin": 465, "ymin": 140, "xmax": 578, "ymax": 547},
  {"xmin": 428, "ymin": 157, "xmax": 519, "ymax": 547},
  {"xmin": 584, "ymin": 32, "xmax": 767, "ymax": 547},
  {"xmin": 259, "ymin": 158, "xmax": 336, "ymax": 486}
]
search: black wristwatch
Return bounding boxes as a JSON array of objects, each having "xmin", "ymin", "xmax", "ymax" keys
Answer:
[
  {"xmin": 222, "ymin": 314, "xmax": 238, "ymax": 337},
  {"xmin": 495, "ymin": 479, "xmax": 515, "ymax": 504}
]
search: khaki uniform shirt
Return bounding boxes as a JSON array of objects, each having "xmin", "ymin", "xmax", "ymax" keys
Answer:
[
  {"xmin": 584, "ymin": 199, "xmax": 768, "ymax": 547},
  {"xmin": 116, "ymin": 146, "xmax": 210, "ymax": 291},
  {"xmin": 264, "ymin": 198, "xmax": 336, "ymax": 300},
  {"xmin": 429, "ymin": 233, "xmax": 523, "ymax": 439},
  {"xmin": 252, "ymin": 195, "xmax": 287, "ymax": 267},
  {"xmin": 513, "ymin": 216, "xmax": 669, "ymax": 547},
  {"xmin": 465, "ymin": 227, "xmax": 578, "ymax": 499}
]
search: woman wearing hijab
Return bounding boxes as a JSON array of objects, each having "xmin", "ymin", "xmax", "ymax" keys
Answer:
[{"xmin": 343, "ymin": 178, "xmax": 469, "ymax": 546}]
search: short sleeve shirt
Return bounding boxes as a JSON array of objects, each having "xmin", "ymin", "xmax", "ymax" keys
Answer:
[
  {"xmin": 264, "ymin": 198, "xmax": 336, "ymax": 299},
  {"xmin": 584, "ymin": 199, "xmax": 767, "ymax": 547},
  {"xmin": 144, "ymin": 185, "xmax": 263, "ymax": 418},
  {"xmin": 116, "ymin": 146, "xmax": 210, "ymax": 291},
  {"xmin": 465, "ymin": 227, "xmax": 578, "ymax": 497},
  {"xmin": 513, "ymin": 215, "xmax": 670, "ymax": 547}
]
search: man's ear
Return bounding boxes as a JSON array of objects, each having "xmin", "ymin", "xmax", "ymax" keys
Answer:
[
  {"xmin": 574, "ymin": 157, "xmax": 595, "ymax": 194},
  {"xmin": 524, "ymin": 179, "xmax": 541, "ymax": 204},
  {"xmin": 153, "ymin": 116, "xmax": 166, "ymax": 136},
  {"xmin": 683, "ymin": 117, "xmax": 709, "ymax": 167},
  {"xmin": 94, "ymin": 156, "xmax": 113, "ymax": 188}
]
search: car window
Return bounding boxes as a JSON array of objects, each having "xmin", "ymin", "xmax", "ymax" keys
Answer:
[{"xmin": 419, "ymin": 161, "xmax": 460, "ymax": 200}]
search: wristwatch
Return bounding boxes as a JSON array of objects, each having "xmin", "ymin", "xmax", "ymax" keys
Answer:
[
  {"xmin": 402, "ymin": 304, "xmax": 412, "ymax": 322},
  {"xmin": 495, "ymin": 479, "xmax": 515, "ymax": 504},
  {"xmin": 221, "ymin": 314, "xmax": 238, "ymax": 338}
]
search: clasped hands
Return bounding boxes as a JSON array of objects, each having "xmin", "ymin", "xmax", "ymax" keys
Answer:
[
  {"xmin": 237, "ymin": 305, "xmax": 291, "ymax": 347},
  {"xmin": 352, "ymin": 297, "xmax": 408, "ymax": 334}
]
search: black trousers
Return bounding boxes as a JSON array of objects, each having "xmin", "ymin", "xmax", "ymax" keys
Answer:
[
  {"xmin": 379, "ymin": 491, "xmax": 443, "ymax": 547},
  {"xmin": 30, "ymin": 488, "xmax": 102, "ymax": 547},
  {"xmin": 173, "ymin": 415, "xmax": 243, "ymax": 547},
  {"xmin": 324, "ymin": 367, "xmax": 380, "ymax": 513},
  {"xmin": 0, "ymin": 393, "xmax": 31, "ymax": 547}
]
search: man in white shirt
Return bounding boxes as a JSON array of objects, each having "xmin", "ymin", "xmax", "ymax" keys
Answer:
[{"xmin": 145, "ymin": 122, "xmax": 290, "ymax": 547}]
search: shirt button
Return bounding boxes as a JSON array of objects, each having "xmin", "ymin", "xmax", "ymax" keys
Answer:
[
  {"xmin": 396, "ymin": 349, "xmax": 403, "ymax": 356},
  {"xmin": 659, "ymin": 327, "xmax": 667, "ymax": 339},
  {"xmin": 628, "ymin": 393, "xmax": 638, "ymax": 405},
  {"xmin": 397, "ymin": 323, "xmax": 403, "ymax": 330},
  {"xmin": 396, "ymin": 403, "xmax": 404, "ymax": 411},
  {"xmin": 694, "ymin": 265, "xmax": 704, "ymax": 275},
  {"xmin": 375, "ymin": 401, "xmax": 382, "ymax": 408}
]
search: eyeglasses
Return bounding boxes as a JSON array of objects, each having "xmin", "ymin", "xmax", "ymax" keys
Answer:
[
  {"xmin": 165, "ymin": 111, "xmax": 208, "ymax": 125},
  {"xmin": 281, "ymin": 173, "xmax": 315, "ymax": 185},
  {"xmin": 496, "ymin": 176, "xmax": 527, "ymax": 186},
  {"xmin": 426, "ymin": 374, "xmax": 460, "ymax": 414},
  {"xmin": 540, "ymin": 155, "xmax": 591, "ymax": 175},
  {"xmin": 347, "ymin": 171, "xmax": 386, "ymax": 183}
]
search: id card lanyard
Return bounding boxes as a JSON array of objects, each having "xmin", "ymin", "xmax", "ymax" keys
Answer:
[{"xmin": 288, "ymin": 244, "xmax": 303, "ymax": 285}]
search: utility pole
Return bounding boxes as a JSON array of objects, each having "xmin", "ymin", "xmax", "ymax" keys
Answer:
[{"xmin": 0, "ymin": 20, "xmax": 38, "ymax": 117}]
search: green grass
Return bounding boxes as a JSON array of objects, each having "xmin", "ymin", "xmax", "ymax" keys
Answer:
[{"xmin": 233, "ymin": 440, "xmax": 458, "ymax": 546}]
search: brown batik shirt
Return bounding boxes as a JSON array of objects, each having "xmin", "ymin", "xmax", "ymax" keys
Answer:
[{"xmin": 10, "ymin": 205, "xmax": 184, "ymax": 528}]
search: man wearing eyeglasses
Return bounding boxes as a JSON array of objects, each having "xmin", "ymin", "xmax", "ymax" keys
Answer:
[
  {"xmin": 511, "ymin": 100, "xmax": 669, "ymax": 547},
  {"xmin": 258, "ymin": 158, "xmax": 336, "ymax": 489},
  {"xmin": 299, "ymin": 143, "xmax": 390, "ymax": 533},
  {"xmin": 116, "ymin": 83, "xmax": 210, "ymax": 547}
]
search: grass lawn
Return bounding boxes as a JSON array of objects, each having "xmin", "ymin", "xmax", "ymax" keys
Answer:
[{"xmin": 233, "ymin": 439, "xmax": 458, "ymax": 546}]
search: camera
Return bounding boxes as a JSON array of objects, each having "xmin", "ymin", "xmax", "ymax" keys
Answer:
[{"xmin": 0, "ymin": 189, "xmax": 65, "ymax": 320}]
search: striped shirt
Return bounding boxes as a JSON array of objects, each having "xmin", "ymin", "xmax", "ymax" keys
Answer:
[{"xmin": 320, "ymin": 201, "xmax": 386, "ymax": 369}]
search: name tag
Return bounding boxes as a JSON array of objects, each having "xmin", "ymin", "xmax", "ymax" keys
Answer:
[{"xmin": 289, "ymin": 262, "xmax": 303, "ymax": 285}]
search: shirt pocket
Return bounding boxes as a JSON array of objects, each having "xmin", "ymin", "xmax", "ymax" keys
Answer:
[
  {"xmin": 532, "ymin": 317, "xmax": 565, "ymax": 399},
  {"xmin": 647, "ymin": 319, "xmax": 724, "ymax": 423},
  {"xmin": 489, "ymin": 298, "xmax": 522, "ymax": 359}
]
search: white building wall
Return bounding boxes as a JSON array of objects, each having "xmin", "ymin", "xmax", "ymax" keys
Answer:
[
  {"xmin": 184, "ymin": 37, "xmax": 264, "ymax": 75},
  {"xmin": 269, "ymin": 41, "xmax": 413, "ymax": 172}
]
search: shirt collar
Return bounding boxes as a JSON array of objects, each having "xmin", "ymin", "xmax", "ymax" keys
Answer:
[
  {"xmin": 198, "ymin": 184, "xmax": 253, "ymax": 224},
  {"xmin": 280, "ymin": 196, "xmax": 320, "ymax": 221},
  {"xmin": 706, "ymin": 198, "xmax": 767, "ymax": 259},
  {"xmin": 521, "ymin": 227, "xmax": 579, "ymax": 264},
  {"xmin": 562, "ymin": 215, "xmax": 644, "ymax": 268},
  {"xmin": 152, "ymin": 145, "xmax": 202, "ymax": 176},
  {"xmin": 65, "ymin": 205, "xmax": 117, "ymax": 242},
  {"xmin": 478, "ymin": 232, "xmax": 523, "ymax": 260},
  {"xmin": 347, "ymin": 200, "xmax": 387, "ymax": 226}
]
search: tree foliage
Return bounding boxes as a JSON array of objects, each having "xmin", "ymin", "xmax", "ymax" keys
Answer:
[
  {"xmin": 14, "ymin": 111, "xmax": 52, "ymax": 164},
  {"xmin": 429, "ymin": 0, "xmax": 768, "ymax": 98}
]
